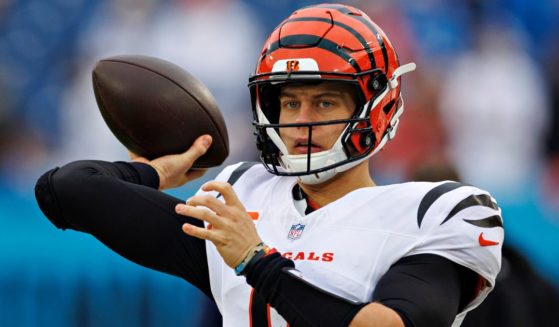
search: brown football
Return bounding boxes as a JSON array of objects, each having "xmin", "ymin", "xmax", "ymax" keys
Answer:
[{"xmin": 92, "ymin": 55, "xmax": 229, "ymax": 168}]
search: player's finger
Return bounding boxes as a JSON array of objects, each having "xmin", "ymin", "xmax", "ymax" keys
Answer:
[
  {"xmin": 186, "ymin": 195, "xmax": 226, "ymax": 216},
  {"xmin": 175, "ymin": 203, "xmax": 221, "ymax": 227},
  {"xmin": 179, "ymin": 135, "xmax": 212, "ymax": 170},
  {"xmin": 182, "ymin": 223, "xmax": 218, "ymax": 242},
  {"xmin": 202, "ymin": 181, "xmax": 243, "ymax": 207}
]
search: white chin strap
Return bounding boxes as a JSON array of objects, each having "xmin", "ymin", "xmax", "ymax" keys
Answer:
[{"xmin": 259, "ymin": 62, "xmax": 416, "ymax": 185}]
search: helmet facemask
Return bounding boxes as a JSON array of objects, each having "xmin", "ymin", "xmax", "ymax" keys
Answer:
[{"xmin": 250, "ymin": 70, "xmax": 386, "ymax": 184}]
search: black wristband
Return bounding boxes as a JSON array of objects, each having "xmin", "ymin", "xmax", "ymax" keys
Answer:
[{"xmin": 244, "ymin": 253, "xmax": 365, "ymax": 326}]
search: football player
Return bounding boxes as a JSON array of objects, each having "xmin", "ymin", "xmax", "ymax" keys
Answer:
[{"xmin": 35, "ymin": 3, "xmax": 503, "ymax": 327}]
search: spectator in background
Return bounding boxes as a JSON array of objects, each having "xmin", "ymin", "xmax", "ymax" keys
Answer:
[
  {"xmin": 56, "ymin": 0, "xmax": 262, "ymax": 166},
  {"xmin": 0, "ymin": 113, "xmax": 47, "ymax": 190},
  {"xmin": 0, "ymin": 75, "xmax": 47, "ymax": 190},
  {"xmin": 438, "ymin": 19, "xmax": 550, "ymax": 199},
  {"xmin": 358, "ymin": 1, "xmax": 448, "ymax": 184},
  {"xmin": 149, "ymin": 0, "xmax": 263, "ymax": 163},
  {"xmin": 56, "ymin": 0, "xmax": 161, "ymax": 163},
  {"xmin": 542, "ymin": 39, "xmax": 559, "ymax": 212}
]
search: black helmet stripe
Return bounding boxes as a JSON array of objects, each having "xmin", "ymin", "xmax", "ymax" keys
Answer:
[
  {"xmin": 286, "ymin": 17, "xmax": 376, "ymax": 70},
  {"xmin": 263, "ymin": 34, "xmax": 362, "ymax": 73},
  {"xmin": 313, "ymin": 4, "xmax": 389, "ymax": 70}
]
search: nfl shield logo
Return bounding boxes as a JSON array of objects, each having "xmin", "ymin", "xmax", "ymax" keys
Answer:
[{"xmin": 288, "ymin": 223, "xmax": 305, "ymax": 240}]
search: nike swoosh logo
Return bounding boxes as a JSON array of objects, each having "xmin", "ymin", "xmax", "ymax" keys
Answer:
[{"xmin": 478, "ymin": 232, "xmax": 499, "ymax": 246}]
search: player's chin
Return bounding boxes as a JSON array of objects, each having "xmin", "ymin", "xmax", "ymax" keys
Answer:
[{"xmin": 291, "ymin": 146, "xmax": 324, "ymax": 155}]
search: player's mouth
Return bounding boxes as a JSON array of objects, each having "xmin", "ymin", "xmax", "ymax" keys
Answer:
[{"xmin": 293, "ymin": 139, "xmax": 323, "ymax": 154}]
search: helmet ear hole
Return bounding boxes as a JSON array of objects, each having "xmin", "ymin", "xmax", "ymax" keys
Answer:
[
  {"xmin": 360, "ymin": 132, "xmax": 375, "ymax": 149},
  {"xmin": 368, "ymin": 74, "xmax": 388, "ymax": 93},
  {"xmin": 348, "ymin": 121, "xmax": 375, "ymax": 156}
]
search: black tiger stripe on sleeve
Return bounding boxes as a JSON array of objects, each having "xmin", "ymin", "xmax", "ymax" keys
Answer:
[
  {"xmin": 417, "ymin": 182, "xmax": 503, "ymax": 232},
  {"xmin": 440, "ymin": 194, "xmax": 499, "ymax": 225},
  {"xmin": 463, "ymin": 216, "xmax": 503, "ymax": 228},
  {"xmin": 417, "ymin": 182, "xmax": 465, "ymax": 228}
]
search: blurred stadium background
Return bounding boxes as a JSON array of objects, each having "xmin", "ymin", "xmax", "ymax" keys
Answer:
[{"xmin": 1, "ymin": 0, "xmax": 558, "ymax": 325}]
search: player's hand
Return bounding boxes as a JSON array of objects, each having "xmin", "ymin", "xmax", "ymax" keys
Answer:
[
  {"xmin": 129, "ymin": 134, "xmax": 212, "ymax": 190},
  {"xmin": 176, "ymin": 181, "xmax": 262, "ymax": 268}
]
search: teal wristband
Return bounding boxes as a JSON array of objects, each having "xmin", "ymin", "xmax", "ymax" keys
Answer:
[{"xmin": 234, "ymin": 243, "xmax": 267, "ymax": 276}]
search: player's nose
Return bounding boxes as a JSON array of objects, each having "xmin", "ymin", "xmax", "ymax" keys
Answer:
[{"xmin": 295, "ymin": 102, "xmax": 316, "ymax": 124}]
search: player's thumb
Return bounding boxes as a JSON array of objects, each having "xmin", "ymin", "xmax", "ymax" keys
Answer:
[{"xmin": 181, "ymin": 134, "xmax": 212, "ymax": 168}]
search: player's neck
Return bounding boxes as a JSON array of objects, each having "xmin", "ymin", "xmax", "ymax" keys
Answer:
[{"xmin": 298, "ymin": 161, "xmax": 374, "ymax": 208}]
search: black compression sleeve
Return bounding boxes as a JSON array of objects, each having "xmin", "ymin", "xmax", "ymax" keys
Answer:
[
  {"xmin": 373, "ymin": 254, "xmax": 479, "ymax": 327},
  {"xmin": 244, "ymin": 253, "xmax": 366, "ymax": 327},
  {"xmin": 244, "ymin": 252, "xmax": 477, "ymax": 327},
  {"xmin": 34, "ymin": 160, "xmax": 212, "ymax": 297}
]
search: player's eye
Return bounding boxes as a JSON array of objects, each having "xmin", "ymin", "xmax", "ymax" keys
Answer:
[
  {"xmin": 282, "ymin": 101, "xmax": 299, "ymax": 109},
  {"xmin": 319, "ymin": 101, "xmax": 334, "ymax": 109}
]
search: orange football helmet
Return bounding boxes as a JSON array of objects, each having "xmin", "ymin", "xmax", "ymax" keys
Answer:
[{"xmin": 249, "ymin": 3, "xmax": 415, "ymax": 184}]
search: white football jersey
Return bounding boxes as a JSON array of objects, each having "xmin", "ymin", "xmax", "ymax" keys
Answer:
[{"xmin": 199, "ymin": 162, "xmax": 504, "ymax": 327}]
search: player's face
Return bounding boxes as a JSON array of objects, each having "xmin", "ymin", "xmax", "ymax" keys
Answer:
[{"xmin": 278, "ymin": 82, "xmax": 356, "ymax": 155}]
